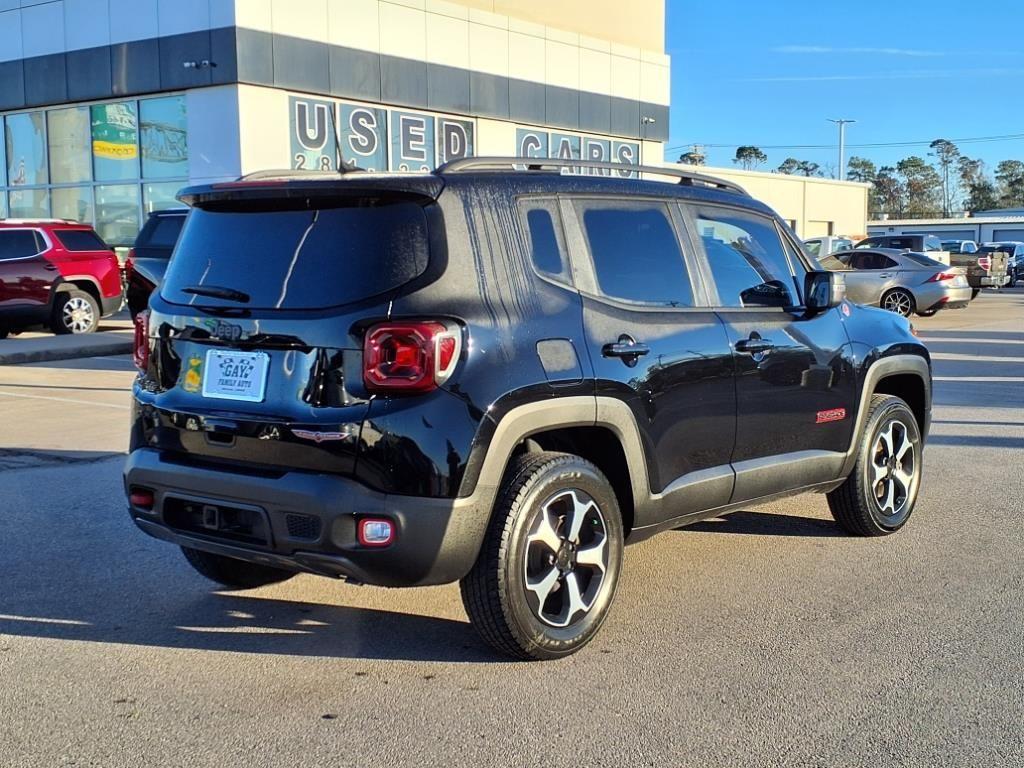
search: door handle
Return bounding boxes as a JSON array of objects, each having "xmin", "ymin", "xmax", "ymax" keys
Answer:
[
  {"xmin": 878, "ymin": 273, "xmax": 892, "ymax": 278},
  {"xmin": 602, "ymin": 334, "xmax": 650, "ymax": 365},
  {"xmin": 735, "ymin": 338, "xmax": 774, "ymax": 355},
  {"xmin": 43, "ymin": 264, "xmax": 58, "ymax": 271}
]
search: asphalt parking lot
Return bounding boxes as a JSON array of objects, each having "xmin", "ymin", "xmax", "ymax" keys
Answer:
[{"xmin": 1, "ymin": 290, "xmax": 1022, "ymax": 767}]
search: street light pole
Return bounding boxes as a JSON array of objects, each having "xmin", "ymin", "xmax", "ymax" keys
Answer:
[{"xmin": 828, "ymin": 118, "xmax": 856, "ymax": 180}]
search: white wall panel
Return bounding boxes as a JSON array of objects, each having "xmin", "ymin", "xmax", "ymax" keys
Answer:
[
  {"xmin": 468, "ymin": 21, "xmax": 507, "ymax": 78},
  {"xmin": 508, "ymin": 30, "xmax": 543, "ymax": 84},
  {"xmin": 378, "ymin": 1, "xmax": 425, "ymax": 60},
  {"xmin": 271, "ymin": 0, "xmax": 327, "ymax": 43},
  {"xmin": 0, "ymin": 9, "xmax": 23, "ymax": 62},
  {"xmin": 187, "ymin": 84, "xmax": 241, "ymax": 183},
  {"xmin": 22, "ymin": 0, "xmax": 64, "ymax": 57},
  {"xmin": 64, "ymin": 0, "xmax": 110, "ymax": 51},
  {"xmin": 328, "ymin": 0, "xmax": 379, "ymax": 53},
  {"xmin": 426, "ymin": 11, "xmax": 468, "ymax": 68},
  {"xmin": 108, "ymin": 0, "xmax": 158, "ymax": 44}
]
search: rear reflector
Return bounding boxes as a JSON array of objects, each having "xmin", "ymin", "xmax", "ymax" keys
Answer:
[
  {"xmin": 358, "ymin": 518, "xmax": 395, "ymax": 547},
  {"xmin": 133, "ymin": 310, "xmax": 150, "ymax": 372},
  {"xmin": 129, "ymin": 488, "xmax": 154, "ymax": 510}
]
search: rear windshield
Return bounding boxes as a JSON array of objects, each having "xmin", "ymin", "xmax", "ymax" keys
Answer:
[
  {"xmin": 53, "ymin": 229, "xmax": 110, "ymax": 252},
  {"xmin": 902, "ymin": 251, "xmax": 944, "ymax": 267},
  {"xmin": 979, "ymin": 245, "xmax": 1012, "ymax": 254},
  {"xmin": 161, "ymin": 203, "xmax": 430, "ymax": 310},
  {"xmin": 138, "ymin": 215, "xmax": 185, "ymax": 251}
]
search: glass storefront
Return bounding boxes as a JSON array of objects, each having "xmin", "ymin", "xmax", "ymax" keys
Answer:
[{"xmin": 2, "ymin": 95, "xmax": 188, "ymax": 246}]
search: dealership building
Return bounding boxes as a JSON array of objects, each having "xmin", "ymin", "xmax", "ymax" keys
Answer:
[{"xmin": 0, "ymin": 0, "xmax": 670, "ymax": 245}]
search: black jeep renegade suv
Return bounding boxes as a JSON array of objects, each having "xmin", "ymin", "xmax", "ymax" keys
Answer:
[{"xmin": 125, "ymin": 158, "xmax": 931, "ymax": 660}]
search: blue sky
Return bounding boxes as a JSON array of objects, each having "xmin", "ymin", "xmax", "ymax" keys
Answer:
[{"xmin": 664, "ymin": 0, "xmax": 1024, "ymax": 176}]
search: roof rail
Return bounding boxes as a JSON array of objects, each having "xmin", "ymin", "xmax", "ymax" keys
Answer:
[
  {"xmin": 0, "ymin": 217, "xmax": 77, "ymax": 224},
  {"xmin": 434, "ymin": 156, "xmax": 748, "ymax": 195},
  {"xmin": 238, "ymin": 165, "xmax": 365, "ymax": 182}
]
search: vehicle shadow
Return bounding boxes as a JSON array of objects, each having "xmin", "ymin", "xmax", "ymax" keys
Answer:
[
  {"xmin": 0, "ymin": 453, "xmax": 501, "ymax": 664},
  {"xmin": 681, "ymin": 510, "xmax": 845, "ymax": 537}
]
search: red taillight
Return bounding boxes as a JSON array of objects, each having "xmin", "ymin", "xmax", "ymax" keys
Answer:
[
  {"xmin": 124, "ymin": 247, "xmax": 136, "ymax": 277},
  {"xmin": 129, "ymin": 487, "xmax": 154, "ymax": 510},
  {"xmin": 362, "ymin": 321, "xmax": 461, "ymax": 393},
  {"xmin": 927, "ymin": 271, "xmax": 957, "ymax": 282},
  {"xmin": 978, "ymin": 256, "xmax": 992, "ymax": 271},
  {"xmin": 133, "ymin": 310, "xmax": 150, "ymax": 372}
]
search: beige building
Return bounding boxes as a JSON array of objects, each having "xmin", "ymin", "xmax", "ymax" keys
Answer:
[
  {"xmin": 0, "ymin": 0, "xmax": 670, "ymax": 243},
  {"xmin": 673, "ymin": 164, "xmax": 871, "ymax": 240}
]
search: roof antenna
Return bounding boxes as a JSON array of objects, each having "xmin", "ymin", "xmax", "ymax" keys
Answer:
[{"xmin": 327, "ymin": 101, "xmax": 352, "ymax": 174}]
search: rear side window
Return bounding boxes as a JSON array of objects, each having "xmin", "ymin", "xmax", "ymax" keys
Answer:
[
  {"xmin": 139, "ymin": 215, "xmax": 185, "ymax": 250},
  {"xmin": 694, "ymin": 207, "xmax": 798, "ymax": 308},
  {"xmin": 804, "ymin": 240, "xmax": 822, "ymax": 258},
  {"xmin": 848, "ymin": 252, "xmax": 898, "ymax": 270},
  {"xmin": 161, "ymin": 202, "xmax": 430, "ymax": 310},
  {"xmin": 53, "ymin": 229, "xmax": 110, "ymax": 252},
  {"xmin": 0, "ymin": 230, "xmax": 42, "ymax": 260},
  {"xmin": 576, "ymin": 200, "xmax": 693, "ymax": 306},
  {"xmin": 520, "ymin": 199, "xmax": 570, "ymax": 284}
]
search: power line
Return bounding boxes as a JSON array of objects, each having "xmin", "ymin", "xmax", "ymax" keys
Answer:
[{"xmin": 664, "ymin": 131, "xmax": 1024, "ymax": 154}]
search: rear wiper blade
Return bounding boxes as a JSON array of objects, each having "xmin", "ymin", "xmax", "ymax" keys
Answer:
[{"xmin": 181, "ymin": 285, "xmax": 250, "ymax": 303}]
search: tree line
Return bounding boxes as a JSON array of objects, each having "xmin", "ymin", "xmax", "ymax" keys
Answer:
[{"xmin": 677, "ymin": 140, "xmax": 1024, "ymax": 218}]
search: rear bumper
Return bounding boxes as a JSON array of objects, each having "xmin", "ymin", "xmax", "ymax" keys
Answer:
[
  {"xmin": 123, "ymin": 448, "xmax": 492, "ymax": 587},
  {"xmin": 919, "ymin": 285, "xmax": 972, "ymax": 312}
]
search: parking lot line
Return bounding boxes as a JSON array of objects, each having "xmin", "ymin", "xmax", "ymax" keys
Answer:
[
  {"xmin": 933, "ymin": 376, "xmax": 1024, "ymax": 382},
  {"xmin": 0, "ymin": 389, "xmax": 130, "ymax": 410},
  {"xmin": 922, "ymin": 337, "xmax": 1024, "ymax": 345},
  {"xmin": 930, "ymin": 353, "xmax": 1024, "ymax": 363}
]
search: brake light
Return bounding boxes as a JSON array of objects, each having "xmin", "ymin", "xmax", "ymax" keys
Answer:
[
  {"xmin": 133, "ymin": 310, "xmax": 150, "ymax": 372},
  {"xmin": 363, "ymin": 321, "xmax": 461, "ymax": 393},
  {"xmin": 124, "ymin": 248, "xmax": 136, "ymax": 277},
  {"xmin": 926, "ymin": 271, "xmax": 957, "ymax": 282},
  {"xmin": 978, "ymin": 256, "xmax": 991, "ymax": 271}
]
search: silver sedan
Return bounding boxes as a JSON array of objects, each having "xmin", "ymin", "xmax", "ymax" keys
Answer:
[{"xmin": 817, "ymin": 248, "xmax": 972, "ymax": 318}]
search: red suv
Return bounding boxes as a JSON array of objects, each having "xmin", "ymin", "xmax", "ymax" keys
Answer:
[{"xmin": 0, "ymin": 219, "xmax": 124, "ymax": 337}]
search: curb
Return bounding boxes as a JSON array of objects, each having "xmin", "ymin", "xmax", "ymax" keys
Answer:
[{"xmin": 0, "ymin": 339, "xmax": 133, "ymax": 366}]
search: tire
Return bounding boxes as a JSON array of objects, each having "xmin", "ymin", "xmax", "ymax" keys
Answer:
[
  {"xmin": 915, "ymin": 309, "xmax": 938, "ymax": 318},
  {"xmin": 180, "ymin": 546, "xmax": 297, "ymax": 589},
  {"xmin": 880, "ymin": 289, "xmax": 915, "ymax": 317},
  {"xmin": 971, "ymin": 288, "xmax": 980, "ymax": 300},
  {"xmin": 50, "ymin": 289, "xmax": 100, "ymax": 335},
  {"xmin": 0, "ymin": 328, "xmax": 8, "ymax": 340},
  {"xmin": 827, "ymin": 394, "xmax": 923, "ymax": 537},
  {"xmin": 460, "ymin": 451, "xmax": 625, "ymax": 660},
  {"xmin": 1009, "ymin": 272, "xmax": 1018, "ymax": 288}
]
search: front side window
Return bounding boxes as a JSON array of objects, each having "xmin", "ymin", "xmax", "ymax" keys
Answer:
[
  {"xmin": 576, "ymin": 200, "xmax": 693, "ymax": 306},
  {"xmin": 694, "ymin": 207, "xmax": 798, "ymax": 308},
  {"xmin": 0, "ymin": 230, "xmax": 43, "ymax": 260}
]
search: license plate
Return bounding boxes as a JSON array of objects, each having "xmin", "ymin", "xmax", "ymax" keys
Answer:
[{"xmin": 201, "ymin": 349, "xmax": 269, "ymax": 402}]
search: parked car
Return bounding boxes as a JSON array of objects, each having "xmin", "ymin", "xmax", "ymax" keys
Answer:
[
  {"xmin": 949, "ymin": 246, "xmax": 1010, "ymax": 297},
  {"xmin": 803, "ymin": 235, "xmax": 855, "ymax": 258},
  {"xmin": 940, "ymin": 239, "xmax": 978, "ymax": 254},
  {"xmin": 978, "ymin": 242, "xmax": 1024, "ymax": 288},
  {"xmin": 818, "ymin": 249, "xmax": 971, "ymax": 317},
  {"xmin": 0, "ymin": 219, "xmax": 123, "ymax": 337},
  {"xmin": 125, "ymin": 159, "xmax": 932, "ymax": 660},
  {"xmin": 856, "ymin": 234, "xmax": 944, "ymax": 253},
  {"xmin": 125, "ymin": 209, "xmax": 188, "ymax": 318}
]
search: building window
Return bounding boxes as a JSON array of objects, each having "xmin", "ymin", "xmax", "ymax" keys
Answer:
[
  {"xmin": 95, "ymin": 184, "xmax": 141, "ymax": 245},
  {"xmin": 141, "ymin": 96, "xmax": 188, "ymax": 179},
  {"xmin": 6, "ymin": 112, "xmax": 48, "ymax": 186},
  {"xmin": 8, "ymin": 188, "xmax": 50, "ymax": 218},
  {"xmin": 2, "ymin": 95, "xmax": 187, "ymax": 246},
  {"xmin": 52, "ymin": 186, "xmax": 95, "ymax": 223},
  {"xmin": 48, "ymin": 107, "xmax": 92, "ymax": 184},
  {"xmin": 91, "ymin": 102, "xmax": 139, "ymax": 182}
]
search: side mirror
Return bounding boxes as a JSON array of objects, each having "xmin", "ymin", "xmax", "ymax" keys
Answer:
[{"xmin": 804, "ymin": 270, "xmax": 845, "ymax": 315}]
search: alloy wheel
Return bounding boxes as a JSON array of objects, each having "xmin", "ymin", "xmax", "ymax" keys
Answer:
[
  {"xmin": 62, "ymin": 297, "xmax": 95, "ymax": 334},
  {"xmin": 522, "ymin": 489, "xmax": 610, "ymax": 628},
  {"xmin": 883, "ymin": 291, "xmax": 913, "ymax": 317},
  {"xmin": 871, "ymin": 419, "xmax": 916, "ymax": 517}
]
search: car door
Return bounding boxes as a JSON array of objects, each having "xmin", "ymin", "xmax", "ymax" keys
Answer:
[
  {"xmin": 843, "ymin": 250, "xmax": 901, "ymax": 306},
  {"xmin": 0, "ymin": 229, "xmax": 58, "ymax": 312},
  {"xmin": 683, "ymin": 203, "xmax": 858, "ymax": 503},
  {"xmin": 563, "ymin": 196, "xmax": 737, "ymax": 527}
]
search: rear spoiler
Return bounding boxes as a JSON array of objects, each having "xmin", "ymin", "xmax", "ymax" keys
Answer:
[{"xmin": 177, "ymin": 174, "xmax": 445, "ymax": 208}]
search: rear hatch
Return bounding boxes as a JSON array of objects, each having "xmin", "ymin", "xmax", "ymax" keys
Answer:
[
  {"xmin": 140, "ymin": 177, "xmax": 442, "ymax": 475},
  {"xmin": 952, "ymin": 249, "xmax": 1008, "ymax": 284}
]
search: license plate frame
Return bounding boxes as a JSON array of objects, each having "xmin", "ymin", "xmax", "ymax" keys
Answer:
[{"xmin": 201, "ymin": 349, "xmax": 270, "ymax": 403}]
